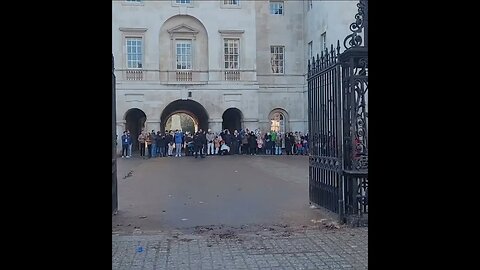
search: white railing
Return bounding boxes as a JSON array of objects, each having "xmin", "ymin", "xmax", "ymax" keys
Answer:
[
  {"xmin": 175, "ymin": 71, "xmax": 192, "ymax": 82},
  {"xmin": 125, "ymin": 69, "xmax": 143, "ymax": 80},
  {"xmin": 224, "ymin": 70, "xmax": 240, "ymax": 81},
  {"xmin": 115, "ymin": 69, "xmax": 256, "ymax": 83}
]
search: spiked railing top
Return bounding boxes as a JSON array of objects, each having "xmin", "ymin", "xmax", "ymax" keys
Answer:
[{"xmin": 308, "ymin": 40, "xmax": 342, "ymax": 73}]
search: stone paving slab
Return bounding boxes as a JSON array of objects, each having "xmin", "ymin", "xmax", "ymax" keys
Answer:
[{"xmin": 112, "ymin": 227, "xmax": 367, "ymax": 270}]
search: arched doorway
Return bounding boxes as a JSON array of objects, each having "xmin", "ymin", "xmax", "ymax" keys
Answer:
[
  {"xmin": 269, "ymin": 108, "xmax": 288, "ymax": 133},
  {"xmin": 124, "ymin": 108, "xmax": 147, "ymax": 151},
  {"xmin": 164, "ymin": 111, "xmax": 198, "ymax": 134},
  {"xmin": 161, "ymin": 100, "xmax": 209, "ymax": 133},
  {"xmin": 222, "ymin": 108, "xmax": 243, "ymax": 133}
]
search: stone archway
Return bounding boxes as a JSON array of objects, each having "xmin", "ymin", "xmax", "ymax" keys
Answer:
[
  {"xmin": 222, "ymin": 108, "xmax": 243, "ymax": 134},
  {"xmin": 268, "ymin": 108, "xmax": 289, "ymax": 133},
  {"xmin": 164, "ymin": 111, "xmax": 198, "ymax": 134},
  {"xmin": 160, "ymin": 100, "xmax": 209, "ymax": 133},
  {"xmin": 124, "ymin": 108, "xmax": 147, "ymax": 151}
]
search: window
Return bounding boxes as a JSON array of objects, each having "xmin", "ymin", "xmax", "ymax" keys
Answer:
[
  {"xmin": 176, "ymin": 41, "xmax": 192, "ymax": 70},
  {"xmin": 176, "ymin": 0, "xmax": 191, "ymax": 4},
  {"xmin": 221, "ymin": 0, "xmax": 240, "ymax": 9},
  {"xmin": 224, "ymin": 0, "xmax": 239, "ymax": 5},
  {"xmin": 308, "ymin": 41, "xmax": 313, "ymax": 60},
  {"xmin": 307, "ymin": 0, "xmax": 312, "ymax": 11},
  {"xmin": 321, "ymin": 32, "xmax": 327, "ymax": 52},
  {"xmin": 271, "ymin": 112, "xmax": 285, "ymax": 133},
  {"xmin": 126, "ymin": 38, "xmax": 143, "ymax": 69},
  {"xmin": 123, "ymin": 0, "xmax": 144, "ymax": 6},
  {"xmin": 224, "ymin": 39, "xmax": 239, "ymax": 69},
  {"xmin": 270, "ymin": 1, "xmax": 283, "ymax": 15},
  {"xmin": 270, "ymin": 46, "xmax": 284, "ymax": 74}
]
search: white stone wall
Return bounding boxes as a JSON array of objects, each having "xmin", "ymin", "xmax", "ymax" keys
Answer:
[
  {"xmin": 304, "ymin": 0, "xmax": 358, "ymax": 62},
  {"xmin": 113, "ymin": 0, "xmax": 257, "ymax": 72},
  {"xmin": 254, "ymin": 0, "xmax": 307, "ymax": 133},
  {"xmin": 115, "ymin": 82, "xmax": 260, "ymax": 129},
  {"xmin": 112, "ymin": 0, "xmax": 360, "ymax": 154}
]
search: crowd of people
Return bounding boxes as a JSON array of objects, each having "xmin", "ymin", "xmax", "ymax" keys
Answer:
[{"xmin": 119, "ymin": 128, "xmax": 309, "ymax": 159}]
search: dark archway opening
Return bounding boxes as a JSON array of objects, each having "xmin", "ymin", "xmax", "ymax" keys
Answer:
[
  {"xmin": 222, "ymin": 108, "xmax": 242, "ymax": 134},
  {"xmin": 125, "ymin": 108, "xmax": 146, "ymax": 151},
  {"xmin": 161, "ymin": 99, "xmax": 209, "ymax": 133}
]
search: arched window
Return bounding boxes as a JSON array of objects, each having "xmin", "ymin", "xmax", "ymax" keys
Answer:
[{"xmin": 270, "ymin": 112, "xmax": 285, "ymax": 133}]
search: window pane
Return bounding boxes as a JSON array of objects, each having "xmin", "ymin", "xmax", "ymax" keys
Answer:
[
  {"xmin": 224, "ymin": 38, "xmax": 239, "ymax": 70},
  {"xmin": 270, "ymin": 2, "xmax": 284, "ymax": 15},
  {"xmin": 126, "ymin": 38, "xmax": 143, "ymax": 69},
  {"xmin": 270, "ymin": 46, "xmax": 284, "ymax": 74},
  {"xmin": 176, "ymin": 41, "xmax": 191, "ymax": 70}
]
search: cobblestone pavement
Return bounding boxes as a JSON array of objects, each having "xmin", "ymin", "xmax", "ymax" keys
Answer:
[{"xmin": 112, "ymin": 225, "xmax": 368, "ymax": 270}]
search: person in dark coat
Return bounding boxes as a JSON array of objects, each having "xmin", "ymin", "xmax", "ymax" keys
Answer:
[
  {"xmin": 285, "ymin": 132, "xmax": 292, "ymax": 155},
  {"xmin": 164, "ymin": 130, "xmax": 172, "ymax": 157},
  {"xmin": 232, "ymin": 130, "xmax": 240, "ymax": 155},
  {"xmin": 194, "ymin": 129, "xmax": 206, "ymax": 158},
  {"xmin": 248, "ymin": 131, "xmax": 257, "ymax": 155},
  {"xmin": 121, "ymin": 131, "xmax": 131, "ymax": 158},
  {"xmin": 185, "ymin": 132, "xmax": 194, "ymax": 156},
  {"xmin": 223, "ymin": 129, "xmax": 232, "ymax": 151},
  {"xmin": 158, "ymin": 132, "xmax": 166, "ymax": 157}
]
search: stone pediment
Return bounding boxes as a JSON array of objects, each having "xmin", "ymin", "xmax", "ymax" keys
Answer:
[{"xmin": 167, "ymin": 24, "xmax": 199, "ymax": 38}]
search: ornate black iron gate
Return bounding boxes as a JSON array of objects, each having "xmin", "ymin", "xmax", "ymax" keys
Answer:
[
  {"xmin": 112, "ymin": 54, "xmax": 118, "ymax": 214},
  {"xmin": 308, "ymin": 0, "xmax": 368, "ymax": 224}
]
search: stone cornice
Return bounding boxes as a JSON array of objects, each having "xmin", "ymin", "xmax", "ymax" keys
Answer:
[
  {"xmin": 119, "ymin": 27, "xmax": 148, "ymax": 32},
  {"xmin": 218, "ymin": 30, "xmax": 245, "ymax": 35}
]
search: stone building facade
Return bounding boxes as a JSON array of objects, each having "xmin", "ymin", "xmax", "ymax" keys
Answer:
[{"xmin": 112, "ymin": 0, "xmax": 357, "ymax": 151}]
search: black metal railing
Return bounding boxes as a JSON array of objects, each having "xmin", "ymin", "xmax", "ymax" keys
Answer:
[
  {"xmin": 308, "ymin": 42, "xmax": 343, "ymax": 214},
  {"xmin": 308, "ymin": 0, "xmax": 368, "ymax": 224},
  {"xmin": 344, "ymin": 170, "xmax": 368, "ymax": 216}
]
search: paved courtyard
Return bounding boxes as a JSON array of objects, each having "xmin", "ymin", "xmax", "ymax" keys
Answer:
[
  {"xmin": 113, "ymin": 226, "xmax": 367, "ymax": 270},
  {"xmin": 112, "ymin": 155, "xmax": 368, "ymax": 269}
]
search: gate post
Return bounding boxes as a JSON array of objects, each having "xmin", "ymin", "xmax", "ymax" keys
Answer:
[
  {"xmin": 112, "ymin": 54, "xmax": 118, "ymax": 214},
  {"xmin": 307, "ymin": 0, "xmax": 368, "ymax": 225},
  {"xmin": 338, "ymin": 173, "xmax": 345, "ymax": 223},
  {"xmin": 339, "ymin": 0, "xmax": 368, "ymax": 225}
]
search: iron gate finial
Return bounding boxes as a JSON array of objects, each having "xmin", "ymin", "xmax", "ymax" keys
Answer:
[{"xmin": 344, "ymin": 0, "xmax": 368, "ymax": 49}]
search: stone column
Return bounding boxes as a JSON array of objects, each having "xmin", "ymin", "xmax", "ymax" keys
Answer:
[
  {"xmin": 208, "ymin": 119, "xmax": 223, "ymax": 133},
  {"xmin": 144, "ymin": 121, "xmax": 161, "ymax": 133},
  {"xmin": 116, "ymin": 121, "xmax": 126, "ymax": 155},
  {"xmin": 242, "ymin": 118, "xmax": 259, "ymax": 132}
]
